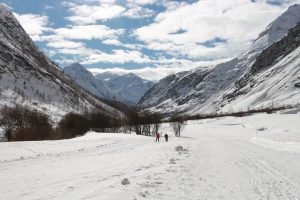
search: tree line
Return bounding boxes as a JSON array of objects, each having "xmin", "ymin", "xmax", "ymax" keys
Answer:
[{"xmin": 0, "ymin": 106, "xmax": 186, "ymax": 142}]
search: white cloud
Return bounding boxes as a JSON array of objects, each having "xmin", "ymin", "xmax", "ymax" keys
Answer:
[
  {"xmin": 14, "ymin": 13, "xmax": 51, "ymax": 41},
  {"xmin": 65, "ymin": 1, "xmax": 125, "ymax": 25},
  {"xmin": 64, "ymin": 0, "xmax": 156, "ymax": 24},
  {"xmin": 47, "ymin": 40, "xmax": 151, "ymax": 64},
  {"xmin": 88, "ymin": 58, "xmax": 228, "ymax": 81},
  {"xmin": 42, "ymin": 49, "xmax": 57, "ymax": 57},
  {"xmin": 102, "ymin": 39, "xmax": 122, "ymax": 46},
  {"xmin": 134, "ymin": 0, "xmax": 300, "ymax": 59},
  {"xmin": 47, "ymin": 40, "xmax": 84, "ymax": 49},
  {"xmin": 44, "ymin": 5, "xmax": 54, "ymax": 10},
  {"xmin": 123, "ymin": 3, "xmax": 155, "ymax": 18},
  {"xmin": 102, "ymin": 38, "xmax": 145, "ymax": 49},
  {"xmin": 88, "ymin": 66, "xmax": 181, "ymax": 81},
  {"xmin": 57, "ymin": 58, "xmax": 80, "ymax": 65},
  {"xmin": 41, "ymin": 28, "xmax": 151, "ymax": 64},
  {"xmin": 81, "ymin": 49, "xmax": 151, "ymax": 64},
  {"xmin": 12, "ymin": 0, "xmax": 300, "ymax": 80},
  {"xmin": 54, "ymin": 25, "xmax": 124, "ymax": 40},
  {"xmin": 126, "ymin": 0, "xmax": 158, "ymax": 5},
  {"xmin": 0, "ymin": 3, "xmax": 12, "ymax": 10}
]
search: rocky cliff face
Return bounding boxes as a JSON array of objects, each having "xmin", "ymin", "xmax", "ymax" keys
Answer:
[
  {"xmin": 138, "ymin": 68, "xmax": 210, "ymax": 110},
  {"xmin": 0, "ymin": 5, "xmax": 121, "ymax": 119},
  {"xmin": 139, "ymin": 4, "xmax": 300, "ymax": 116},
  {"xmin": 225, "ymin": 21, "xmax": 300, "ymax": 102}
]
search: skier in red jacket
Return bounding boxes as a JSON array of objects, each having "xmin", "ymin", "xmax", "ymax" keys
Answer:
[{"xmin": 155, "ymin": 132, "xmax": 160, "ymax": 142}]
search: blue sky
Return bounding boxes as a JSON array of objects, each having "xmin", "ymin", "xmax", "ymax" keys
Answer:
[{"xmin": 1, "ymin": 0, "xmax": 299, "ymax": 80}]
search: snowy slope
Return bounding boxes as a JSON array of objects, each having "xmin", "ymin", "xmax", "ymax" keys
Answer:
[
  {"xmin": 222, "ymin": 22, "xmax": 300, "ymax": 111},
  {"xmin": 96, "ymin": 72, "xmax": 155, "ymax": 104},
  {"xmin": 0, "ymin": 5, "xmax": 121, "ymax": 119},
  {"xmin": 139, "ymin": 4, "xmax": 300, "ymax": 116},
  {"xmin": 64, "ymin": 63, "xmax": 129, "ymax": 104},
  {"xmin": 0, "ymin": 112, "xmax": 299, "ymax": 199}
]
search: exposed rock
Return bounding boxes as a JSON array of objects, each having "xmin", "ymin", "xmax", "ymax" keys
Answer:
[
  {"xmin": 121, "ymin": 178, "xmax": 130, "ymax": 185},
  {"xmin": 175, "ymin": 146, "xmax": 184, "ymax": 152}
]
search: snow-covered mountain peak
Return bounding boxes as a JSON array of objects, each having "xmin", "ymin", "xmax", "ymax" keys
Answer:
[
  {"xmin": 96, "ymin": 72, "xmax": 155, "ymax": 104},
  {"xmin": 67, "ymin": 63, "xmax": 87, "ymax": 71},
  {"xmin": 63, "ymin": 63, "xmax": 132, "ymax": 104},
  {"xmin": 0, "ymin": 4, "xmax": 27, "ymax": 43},
  {"xmin": 112, "ymin": 73, "xmax": 148, "ymax": 84},
  {"xmin": 251, "ymin": 4, "xmax": 300, "ymax": 53},
  {"xmin": 0, "ymin": 4, "xmax": 11, "ymax": 16},
  {"xmin": 64, "ymin": 63, "xmax": 95, "ymax": 81},
  {"xmin": 64, "ymin": 65, "xmax": 155, "ymax": 105}
]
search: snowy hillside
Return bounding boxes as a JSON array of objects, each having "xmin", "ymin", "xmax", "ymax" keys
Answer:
[
  {"xmin": 96, "ymin": 72, "xmax": 155, "ymax": 104},
  {"xmin": 0, "ymin": 5, "xmax": 121, "ymax": 119},
  {"xmin": 0, "ymin": 112, "xmax": 299, "ymax": 199},
  {"xmin": 64, "ymin": 63, "xmax": 130, "ymax": 104},
  {"xmin": 222, "ymin": 21, "xmax": 300, "ymax": 111},
  {"xmin": 139, "ymin": 4, "xmax": 300, "ymax": 116}
]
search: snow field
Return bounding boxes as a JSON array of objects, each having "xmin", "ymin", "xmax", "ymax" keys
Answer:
[{"xmin": 0, "ymin": 112, "xmax": 299, "ymax": 199}]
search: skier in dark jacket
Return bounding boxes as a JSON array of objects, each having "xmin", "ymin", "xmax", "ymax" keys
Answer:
[{"xmin": 164, "ymin": 134, "xmax": 168, "ymax": 142}]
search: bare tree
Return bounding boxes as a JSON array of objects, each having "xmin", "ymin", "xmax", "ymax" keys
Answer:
[
  {"xmin": 0, "ymin": 106, "xmax": 53, "ymax": 141},
  {"xmin": 142, "ymin": 124, "xmax": 150, "ymax": 136},
  {"xmin": 152, "ymin": 123, "xmax": 161, "ymax": 136},
  {"xmin": 170, "ymin": 116, "xmax": 185, "ymax": 137}
]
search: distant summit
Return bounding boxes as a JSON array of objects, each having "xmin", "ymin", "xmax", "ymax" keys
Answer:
[
  {"xmin": 95, "ymin": 72, "xmax": 155, "ymax": 104},
  {"xmin": 64, "ymin": 63, "xmax": 131, "ymax": 105}
]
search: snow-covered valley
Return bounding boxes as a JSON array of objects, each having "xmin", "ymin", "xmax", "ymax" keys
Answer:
[
  {"xmin": 0, "ymin": 112, "xmax": 299, "ymax": 200},
  {"xmin": 0, "ymin": 2, "xmax": 300, "ymax": 200}
]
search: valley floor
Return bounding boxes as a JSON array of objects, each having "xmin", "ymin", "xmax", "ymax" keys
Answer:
[{"xmin": 0, "ymin": 112, "xmax": 300, "ymax": 200}]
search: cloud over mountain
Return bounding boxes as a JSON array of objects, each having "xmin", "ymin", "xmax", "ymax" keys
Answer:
[{"xmin": 5, "ymin": 0, "xmax": 300, "ymax": 78}]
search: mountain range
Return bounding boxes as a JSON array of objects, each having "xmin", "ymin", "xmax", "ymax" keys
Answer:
[
  {"xmin": 64, "ymin": 64, "xmax": 155, "ymax": 106},
  {"xmin": 95, "ymin": 72, "xmax": 154, "ymax": 105},
  {"xmin": 0, "ymin": 4, "xmax": 300, "ymax": 119},
  {"xmin": 139, "ymin": 4, "xmax": 300, "ymax": 116}
]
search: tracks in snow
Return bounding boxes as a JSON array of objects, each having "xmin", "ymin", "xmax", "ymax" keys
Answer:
[{"xmin": 237, "ymin": 148, "xmax": 300, "ymax": 200}]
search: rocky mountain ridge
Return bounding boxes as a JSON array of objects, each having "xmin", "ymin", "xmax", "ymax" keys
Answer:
[
  {"xmin": 139, "ymin": 4, "xmax": 300, "ymax": 116},
  {"xmin": 0, "ymin": 5, "xmax": 122, "ymax": 120}
]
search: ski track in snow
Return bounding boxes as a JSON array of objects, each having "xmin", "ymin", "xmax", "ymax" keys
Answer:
[{"xmin": 0, "ymin": 113, "xmax": 300, "ymax": 200}]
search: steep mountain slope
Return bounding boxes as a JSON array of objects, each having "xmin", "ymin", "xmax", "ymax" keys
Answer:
[
  {"xmin": 222, "ymin": 21, "xmax": 300, "ymax": 111},
  {"xmin": 0, "ymin": 5, "xmax": 121, "ymax": 119},
  {"xmin": 139, "ymin": 4, "xmax": 300, "ymax": 115},
  {"xmin": 96, "ymin": 72, "xmax": 155, "ymax": 104},
  {"xmin": 63, "ymin": 63, "xmax": 130, "ymax": 104}
]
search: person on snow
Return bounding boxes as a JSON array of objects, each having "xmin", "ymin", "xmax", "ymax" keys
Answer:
[
  {"xmin": 164, "ymin": 134, "xmax": 168, "ymax": 142},
  {"xmin": 155, "ymin": 132, "xmax": 160, "ymax": 142}
]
